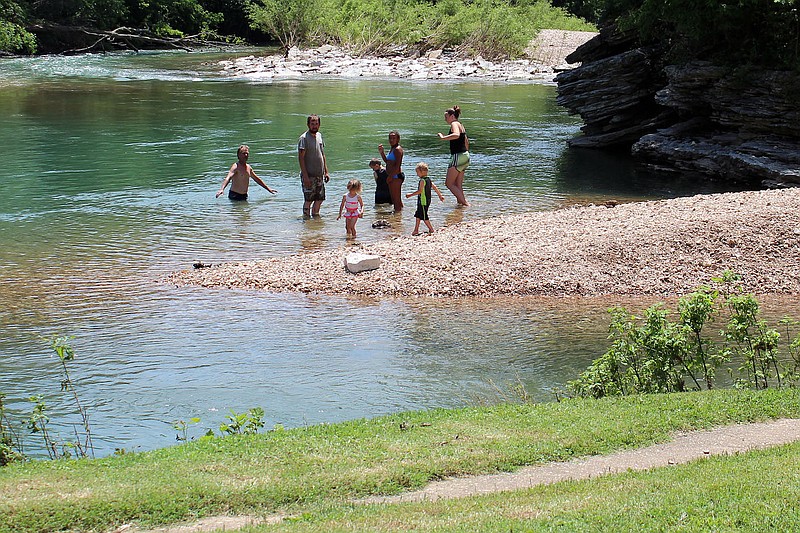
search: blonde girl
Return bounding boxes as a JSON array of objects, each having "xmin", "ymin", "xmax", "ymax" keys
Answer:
[{"xmin": 337, "ymin": 179, "xmax": 364, "ymax": 238}]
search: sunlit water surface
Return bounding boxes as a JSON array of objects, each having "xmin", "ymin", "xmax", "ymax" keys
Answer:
[{"xmin": 0, "ymin": 51, "xmax": 764, "ymax": 455}]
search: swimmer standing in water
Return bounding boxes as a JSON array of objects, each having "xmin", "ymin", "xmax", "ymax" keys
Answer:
[{"xmin": 216, "ymin": 144, "xmax": 277, "ymax": 200}]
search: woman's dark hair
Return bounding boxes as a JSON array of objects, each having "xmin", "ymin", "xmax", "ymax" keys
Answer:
[{"xmin": 446, "ymin": 105, "xmax": 461, "ymax": 119}]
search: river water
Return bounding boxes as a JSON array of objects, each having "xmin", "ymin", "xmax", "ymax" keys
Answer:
[{"xmin": 0, "ymin": 50, "xmax": 751, "ymax": 456}]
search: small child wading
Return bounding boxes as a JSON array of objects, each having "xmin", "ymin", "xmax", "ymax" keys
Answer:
[
  {"xmin": 405, "ymin": 162, "xmax": 445, "ymax": 235},
  {"xmin": 337, "ymin": 179, "xmax": 364, "ymax": 238}
]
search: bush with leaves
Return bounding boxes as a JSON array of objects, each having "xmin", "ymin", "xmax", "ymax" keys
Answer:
[
  {"xmin": 247, "ymin": 0, "xmax": 321, "ymax": 52},
  {"xmin": 591, "ymin": 0, "xmax": 800, "ymax": 69},
  {"xmin": 247, "ymin": 0, "xmax": 594, "ymax": 59},
  {"xmin": 0, "ymin": 0, "xmax": 36, "ymax": 53},
  {"xmin": 570, "ymin": 271, "xmax": 800, "ymax": 399}
]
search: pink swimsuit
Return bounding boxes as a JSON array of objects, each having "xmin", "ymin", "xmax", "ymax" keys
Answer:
[{"xmin": 344, "ymin": 193, "xmax": 360, "ymax": 218}]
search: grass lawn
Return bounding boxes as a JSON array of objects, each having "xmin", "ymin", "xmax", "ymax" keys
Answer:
[{"xmin": 1, "ymin": 388, "xmax": 799, "ymax": 532}]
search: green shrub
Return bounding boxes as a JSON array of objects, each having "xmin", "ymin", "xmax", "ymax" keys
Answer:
[
  {"xmin": 0, "ymin": 19, "xmax": 36, "ymax": 54},
  {"xmin": 570, "ymin": 271, "xmax": 800, "ymax": 398},
  {"xmin": 248, "ymin": 0, "xmax": 595, "ymax": 58},
  {"xmin": 248, "ymin": 0, "xmax": 322, "ymax": 51}
]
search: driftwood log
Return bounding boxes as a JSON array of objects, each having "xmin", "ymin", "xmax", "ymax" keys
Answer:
[{"xmin": 27, "ymin": 24, "xmax": 233, "ymax": 54}]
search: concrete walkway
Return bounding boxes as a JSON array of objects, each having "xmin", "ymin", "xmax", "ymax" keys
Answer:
[
  {"xmin": 361, "ymin": 418, "xmax": 800, "ymax": 503},
  {"xmin": 126, "ymin": 419, "xmax": 800, "ymax": 532}
]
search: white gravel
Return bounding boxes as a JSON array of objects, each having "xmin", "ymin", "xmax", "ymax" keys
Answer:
[{"xmin": 168, "ymin": 188, "xmax": 800, "ymax": 298}]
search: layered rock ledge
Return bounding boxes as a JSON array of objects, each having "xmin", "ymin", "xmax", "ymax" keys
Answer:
[
  {"xmin": 168, "ymin": 188, "xmax": 800, "ymax": 298},
  {"xmin": 556, "ymin": 26, "xmax": 800, "ymax": 188}
]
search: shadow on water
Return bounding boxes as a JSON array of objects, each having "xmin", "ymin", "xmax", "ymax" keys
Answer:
[{"xmin": 553, "ymin": 146, "xmax": 756, "ymax": 204}]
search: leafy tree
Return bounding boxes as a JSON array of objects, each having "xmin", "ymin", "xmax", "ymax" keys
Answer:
[
  {"xmin": 591, "ymin": 0, "xmax": 800, "ymax": 69},
  {"xmin": 247, "ymin": 0, "xmax": 320, "ymax": 52},
  {"xmin": 0, "ymin": 0, "xmax": 36, "ymax": 53}
]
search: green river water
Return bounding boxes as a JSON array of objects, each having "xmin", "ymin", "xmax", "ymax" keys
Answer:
[{"xmin": 0, "ymin": 50, "xmax": 754, "ymax": 456}]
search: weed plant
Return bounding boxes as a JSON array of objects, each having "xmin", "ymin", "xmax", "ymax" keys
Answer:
[{"xmin": 570, "ymin": 271, "xmax": 800, "ymax": 398}]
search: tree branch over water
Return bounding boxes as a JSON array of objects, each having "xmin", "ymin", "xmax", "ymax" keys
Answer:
[{"xmin": 28, "ymin": 24, "xmax": 235, "ymax": 54}]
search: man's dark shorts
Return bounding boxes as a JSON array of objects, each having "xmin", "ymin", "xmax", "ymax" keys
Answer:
[
  {"xmin": 228, "ymin": 190, "xmax": 248, "ymax": 201},
  {"xmin": 302, "ymin": 175, "xmax": 326, "ymax": 202}
]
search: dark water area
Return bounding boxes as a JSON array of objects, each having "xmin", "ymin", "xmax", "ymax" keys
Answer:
[{"xmin": 0, "ymin": 50, "xmax": 763, "ymax": 456}]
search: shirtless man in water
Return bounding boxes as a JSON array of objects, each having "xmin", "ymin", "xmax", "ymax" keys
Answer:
[{"xmin": 215, "ymin": 145, "xmax": 277, "ymax": 200}]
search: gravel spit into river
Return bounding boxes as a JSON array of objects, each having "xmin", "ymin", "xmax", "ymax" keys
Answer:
[{"xmin": 168, "ymin": 188, "xmax": 800, "ymax": 298}]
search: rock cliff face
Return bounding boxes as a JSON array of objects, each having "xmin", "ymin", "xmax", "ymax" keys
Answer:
[{"xmin": 556, "ymin": 26, "xmax": 800, "ymax": 188}]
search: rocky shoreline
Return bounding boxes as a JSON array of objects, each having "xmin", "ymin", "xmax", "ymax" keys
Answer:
[
  {"xmin": 220, "ymin": 30, "xmax": 598, "ymax": 82},
  {"xmin": 555, "ymin": 26, "xmax": 800, "ymax": 188},
  {"xmin": 168, "ymin": 188, "xmax": 800, "ymax": 298}
]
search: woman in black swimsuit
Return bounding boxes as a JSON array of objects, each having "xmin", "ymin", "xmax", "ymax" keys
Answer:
[{"xmin": 437, "ymin": 105, "xmax": 470, "ymax": 206}]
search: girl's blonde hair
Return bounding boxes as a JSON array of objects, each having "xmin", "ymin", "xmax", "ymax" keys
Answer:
[
  {"xmin": 415, "ymin": 162, "xmax": 429, "ymax": 173},
  {"xmin": 346, "ymin": 179, "xmax": 363, "ymax": 193}
]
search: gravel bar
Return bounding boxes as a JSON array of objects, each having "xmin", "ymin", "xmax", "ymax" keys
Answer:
[{"xmin": 168, "ymin": 188, "xmax": 800, "ymax": 298}]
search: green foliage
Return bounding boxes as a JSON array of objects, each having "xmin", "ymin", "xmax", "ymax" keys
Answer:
[
  {"xmin": 172, "ymin": 408, "xmax": 267, "ymax": 442},
  {"xmin": 219, "ymin": 407, "xmax": 265, "ymax": 435},
  {"xmin": 0, "ymin": 19, "xmax": 35, "ymax": 54},
  {"xmin": 172, "ymin": 417, "xmax": 202, "ymax": 443},
  {"xmin": 5, "ymin": 0, "xmax": 596, "ymax": 55},
  {"xmin": 144, "ymin": 0, "xmax": 224, "ymax": 37},
  {"xmin": 569, "ymin": 304, "xmax": 689, "ymax": 398},
  {"xmin": 0, "ymin": 394, "xmax": 25, "ymax": 466},
  {"xmin": 426, "ymin": 0, "xmax": 593, "ymax": 59},
  {"xmin": 596, "ymin": 0, "xmax": 800, "ymax": 69},
  {"xmin": 248, "ymin": 0, "xmax": 594, "ymax": 59},
  {"xmin": 247, "ymin": 0, "xmax": 320, "ymax": 51},
  {"xmin": 552, "ymin": 0, "xmax": 605, "ymax": 23},
  {"xmin": 570, "ymin": 271, "xmax": 800, "ymax": 398},
  {"xmin": 50, "ymin": 336, "xmax": 94, "ymax": 459},
  {"xmin": 0, "ymin": 337, "xmax": 96, "ymax": 464},
  {"xmin": 0, "ymin": 0, "xmax": 36, "ymax": 53},
  {"xmin": 724, "ymin": 294, "xmax": 782, "ymax": 390}
]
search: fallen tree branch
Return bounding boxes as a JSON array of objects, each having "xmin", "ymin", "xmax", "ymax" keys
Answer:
[{"xmin": 27, "ymin": 24, "xmax": 235, "ymax": 54}]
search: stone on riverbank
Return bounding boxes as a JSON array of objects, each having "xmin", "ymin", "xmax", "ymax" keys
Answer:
[
  {"xmin": 344, "ymin": 252, "xmax": 381, "ymax": 274},
  {"xmin": 219, "ymin": 31, "xmax": 598, "ymax": 82}
]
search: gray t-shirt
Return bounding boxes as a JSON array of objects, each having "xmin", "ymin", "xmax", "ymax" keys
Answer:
[{"xmin": 298, "ymin": 131, "xmax": 325, "ymax": 177}]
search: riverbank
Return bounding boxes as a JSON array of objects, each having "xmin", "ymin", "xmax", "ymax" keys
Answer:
[
  {"xmin": 2, "ymin": 389, "xmax": 799, "ymax": 532},
  {"xmin": 169, "ymin": 187, "xmax": 800, "ymax": 298},
  {"xmin": 220, "ymin": 30, "xmax": 598, "ymax": 81}
]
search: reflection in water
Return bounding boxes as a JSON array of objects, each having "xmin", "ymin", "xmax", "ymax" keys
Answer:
[
  {"xmin": 443, "ymin": 204, "xmax": 467, "ymax": 228},
  {"xmin": 554, "ymin": 146, "xmax": 756, "ymax": 202},
  {"xmin": 299, "ymin": 216, "xmax": 331, "ymax": 251}
]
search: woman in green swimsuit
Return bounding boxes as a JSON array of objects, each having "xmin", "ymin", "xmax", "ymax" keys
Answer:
[{"xmin": 437, "ymin": 105, "xmax": 470, "ymax": 206}]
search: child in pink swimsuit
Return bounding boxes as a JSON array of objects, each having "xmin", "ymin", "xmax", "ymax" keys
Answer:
[{"xmin": 336, "ymin": 179, "xmax": 364, "ymax": 238}]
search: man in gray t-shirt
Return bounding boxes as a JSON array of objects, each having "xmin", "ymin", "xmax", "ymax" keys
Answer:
[{"xmin": 298, "ymin": 114, "xmax": 330, "ymax": 216}]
